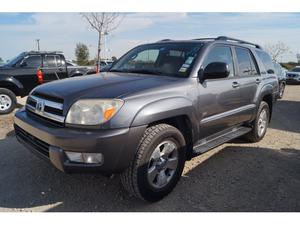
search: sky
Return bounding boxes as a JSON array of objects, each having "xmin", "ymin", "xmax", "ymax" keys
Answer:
[{"xmin": 0, "ymin": 12, "xmax": 300, "ymax": 62}]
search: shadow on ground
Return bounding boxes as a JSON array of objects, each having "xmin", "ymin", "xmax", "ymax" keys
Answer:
[{"xmin": 0, "ymin": 137, "xmax": 299, "ymax": 212}]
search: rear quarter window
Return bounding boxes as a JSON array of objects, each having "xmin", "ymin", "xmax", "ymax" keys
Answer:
[{"xmin": 255, "ymin": 50, "xmax": 275, "ymax": 74}]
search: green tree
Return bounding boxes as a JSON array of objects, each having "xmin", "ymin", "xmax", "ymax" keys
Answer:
[
  {"xmin": 75, "ymin": 43, "xmax": 90, "ymax": 65},
  {"xmin": 0, "ymin": 57, "xmax": 3, "ymax": 64}
]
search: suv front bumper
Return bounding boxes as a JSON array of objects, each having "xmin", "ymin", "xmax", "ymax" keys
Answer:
[{"xmin": 14, "ymin": 108, "xmax": 146, "ymax": 174}]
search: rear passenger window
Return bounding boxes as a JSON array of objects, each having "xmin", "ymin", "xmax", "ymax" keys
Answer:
[
  {"xmin": 235, "ymin": 47, "xmax": 258, "ymax": 76},
  {"xmin": 203, "ymin": 46, "xmax": 234, "ymax": 76},
  {"xmin": 55, "ymin": 55, "xmax": 63, "ymax": 67},
  {"xmin": 255, "ymin": 50, "xmax": 275, "ymax": 74},
  {"xmin": 44, "ymin": 55, "xmax": 57, "ymax": 67}
]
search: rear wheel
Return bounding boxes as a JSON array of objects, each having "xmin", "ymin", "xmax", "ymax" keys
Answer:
[
  {"xmin": 120, "ymin": 124, "xmax": 186, "ymax": 202},
  {"xmin": 278, "ymin": 82, "xmax": 285, "ymax": 99},
  {"xmin": 0, "ymin": 88, "xmax": 17, "ymax": 115},
  {"xmin": 245, "ymin": 101, "xmax": 270, "ymax": 143}
]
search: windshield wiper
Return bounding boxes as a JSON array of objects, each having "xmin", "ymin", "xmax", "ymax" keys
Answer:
[
  {"xmin": 125, "ymin": 69, "xmax": 163, "ymax": 75},
  {"xmin": 109, "ymin": 69, "xmax": 127, "ymax": 73}
]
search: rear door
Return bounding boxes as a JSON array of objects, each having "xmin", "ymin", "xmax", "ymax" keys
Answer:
[
  {"xmin": 42, "ymin": 54, "xmax": 68, "ymax": 82},
  {"xmin": 197, "ymin": 44, "xmax": 242, "ymax": 139},
  {"xmin": 13, "ymin": 55, "xmax": 42, "ymax": 95},
  {"xmin": 233, "ymin": 47, "xmax": 261, "ymax": 121}
]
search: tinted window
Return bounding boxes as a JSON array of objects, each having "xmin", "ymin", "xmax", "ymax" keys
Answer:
[
  {"xmin": 111, "ymin": 43, "xmax": 202, "ymax": 77},
  {"xmin": 44, "ymin": 55, "xmax": 56, "ymax": 67},
  {"xmin": 291, "ymin": 67, "xmax": 300, "ymax": 72},
  {"xmin": 235, "ymin": 48, "xmax": 258, "ymax": 76},
  {"xmin": 55, "ymin": 55, "xmax": 64, "ymax": 67},
  {"xmin": 203, "ymin": 46, "xmax": 234, "ymax": 76},
  {"xmin": 22, "ymin": 55, "xmax": 41, "ymax": 68},
  {"xmin": 255, "ymin": 50, "xmax": 275, "ymax": 74}
]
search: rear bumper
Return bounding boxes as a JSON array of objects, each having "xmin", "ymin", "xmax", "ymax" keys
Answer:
[
  {"xmin": 14, "ymin": 108, "xmax": 146, "ymax": 174},
  {"xmin": 286, "ymin": 76, "xmax": 300, "ymax": 84}
]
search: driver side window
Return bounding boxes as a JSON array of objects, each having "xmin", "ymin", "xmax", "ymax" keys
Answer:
[
  {"xmin": 21, "ymin": 55, "xmax": 42, "ymax": 68},
  {"xmin": 203, "ymin": 46, "xmax": 234, "ymax": 77}
]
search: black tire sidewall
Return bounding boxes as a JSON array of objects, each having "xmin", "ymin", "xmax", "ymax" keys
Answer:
[
  {"xmin": 137, "ymin": 126, "xmax": 186, "ymax": 202},
  {"xmin": 0, "ymin": 88, "xmax": 17, "ymax": 114}
]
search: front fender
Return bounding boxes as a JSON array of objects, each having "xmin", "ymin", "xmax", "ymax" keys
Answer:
[
  {"xmin": 0, "ymin": 75, "xmax": 24, "ymax": 96},
  {"xmin": 131, "ymin": 97, "xmax": 196, "ymax": 127}
]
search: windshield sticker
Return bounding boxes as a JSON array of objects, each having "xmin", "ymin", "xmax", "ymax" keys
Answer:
[
  {"xmin": 185, "ymin": 56, "xmax": 194, "ymax": 65},
  {"xmin": 179, "ymin": 66, "xmax": 188, "ymax": 73}
]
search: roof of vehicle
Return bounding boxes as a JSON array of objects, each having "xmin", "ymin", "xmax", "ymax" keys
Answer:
[
  {"xmin": 23, "ymin": 51, "xmax": 64, "ymax": 55},
  {"xmin": 155, "ymin": 36, "xmax": 263, "ymax": 50}
]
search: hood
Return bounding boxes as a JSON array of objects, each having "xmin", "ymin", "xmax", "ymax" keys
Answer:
[
  {"xmin": 0, "ymin": 65, "xmax": 14, "ymax": 74},
  {"xmin": 32, "ymin": 72, "xmax": 184, "ymax": 102}
]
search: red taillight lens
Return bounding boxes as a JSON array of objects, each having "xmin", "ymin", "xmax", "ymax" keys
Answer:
[{"xmin": 36, "ymin": 69, "xmax": 44, "ymax": 84}]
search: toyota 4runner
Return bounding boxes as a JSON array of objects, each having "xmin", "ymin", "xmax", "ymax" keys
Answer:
[{"xmin": 14, "ymin": 36, "xmax": 279, "ymax": 202}]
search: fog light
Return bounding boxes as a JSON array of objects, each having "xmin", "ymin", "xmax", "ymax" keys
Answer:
[{"xmin": 65, "ymin": 152, "xmax": 104, "ymax": 164}]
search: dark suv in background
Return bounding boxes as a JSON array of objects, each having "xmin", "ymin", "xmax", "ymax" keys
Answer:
[
  {"xmin": 14, "ymin": 37, "xmax": 278, "ymax": 202},
  {"xmin": 0, "ymin": 51, "xmax": 95, "ymax": 114}
]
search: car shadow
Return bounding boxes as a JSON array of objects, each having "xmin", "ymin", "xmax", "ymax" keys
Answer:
[{"xmin": 0, "ymin": 137, "xmax": 299, "ymax": 212}]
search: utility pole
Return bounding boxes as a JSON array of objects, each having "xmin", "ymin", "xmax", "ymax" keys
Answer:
[{"xmin": 36, "ymin": 39, "xmax": 40, "ymax": 51}]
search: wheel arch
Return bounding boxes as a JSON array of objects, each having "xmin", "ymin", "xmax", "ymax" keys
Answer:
[{"xmin": 0, "ymin": 77, "xmax": 24, "ymax": 96}]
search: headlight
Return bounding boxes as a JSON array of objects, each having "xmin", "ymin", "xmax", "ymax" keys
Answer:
[{"xmin": 65, "ymin": 99, "xmax": 124, "ymax": 125}]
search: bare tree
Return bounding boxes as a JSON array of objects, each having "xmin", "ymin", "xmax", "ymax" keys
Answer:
[
  {"xmin": 81, "ymin": 13, "xmax": 123, "ymax": 72},
  {"xmin": 264, "ymin": 42, "xmax": 290, "ymax": 62}
]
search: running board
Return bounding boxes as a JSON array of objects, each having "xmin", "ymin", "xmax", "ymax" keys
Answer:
[{"xmin": 193, "ymin": 126, "xmax": 251, "ymax": 155}]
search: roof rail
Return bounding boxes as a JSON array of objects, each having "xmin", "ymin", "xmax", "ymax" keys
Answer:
[
  {"xmin": 216, "ymin": 36, "xmax": 262, "ymax": 49},
  {"xmin": 27, "ymin": 51, "xmax": 64, "ymax": 54},
  {"xmin": 157, "ymin": 39, "xmax": 172, "ymax": 42},
  {"xmin": 193, "ymin": 37, "xmax": 216, "ymax": 41}
]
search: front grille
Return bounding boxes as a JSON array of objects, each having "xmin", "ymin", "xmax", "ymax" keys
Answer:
[
  {"xmin": 15, "ymin": 125, "xmax": 50, "ymax": 157},
  {"xmin": 26, "ymin": 93, "xmax": 65, "ymax": 124}
]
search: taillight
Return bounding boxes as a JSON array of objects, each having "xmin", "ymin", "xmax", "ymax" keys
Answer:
[{"xmin": 36, "ymin": 69, "xmax": 44, "ymax": 84}]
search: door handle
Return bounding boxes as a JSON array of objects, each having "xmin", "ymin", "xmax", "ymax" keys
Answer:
[
  {"xmin": 232, "ymin": 81, "xmax": 239, "ymax": 88},
  {"xmin": 255, "ymin": 78, "xmax": 261, "ymax": 84}
]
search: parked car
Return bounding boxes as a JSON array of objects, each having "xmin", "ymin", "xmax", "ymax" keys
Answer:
[
  {"xmin": 286, "ymin": 66, "xmax": 300, "ymax": 84},
  {"xmin": 14, "ymin": 36, "xmax": 278, "ymax": 202},
  {"xmin": 0, "ymin": 51, "xmax": 96, "ymax": 114},
  {"xmin": 66, "ymin": 60, "xmax": 96, "ymax": 75},
  {"xmin": 273, "ymin": 62, "xmax": 286, "ymax": 99}
]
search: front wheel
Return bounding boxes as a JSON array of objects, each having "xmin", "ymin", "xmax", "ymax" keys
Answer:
[
  {"xmin": 245, "ymin": 101, "xmax": 270, "ymax": 143},
  {"xmin": 0, "ymin": 88, "xmax": 17, "ymax": 115},
  {"xmin": 120, "ymin": 124, "xmax": 186, "ymax": 202}
]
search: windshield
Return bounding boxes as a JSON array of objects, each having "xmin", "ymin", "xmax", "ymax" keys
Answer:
[
  {"xmin": 4, "ymin": 53, "xmax": 26, "ymax": 66},
  {"xmin": 291, "ymin": 67, "xmax": 300, "ymax": 72},
  {"xmin": 110, "ymin": 43, "xmax": 203, "ymax": 77}
]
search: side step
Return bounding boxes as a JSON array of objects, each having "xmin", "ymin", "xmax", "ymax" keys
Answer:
[{"xmin": 193, "ymin": 126, "xmax": 251, "ymax": 155}]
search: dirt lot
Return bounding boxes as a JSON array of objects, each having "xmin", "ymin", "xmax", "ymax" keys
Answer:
[{"xmin": 0, "ymin": 85, "xmax": 299, "ymax": 212}]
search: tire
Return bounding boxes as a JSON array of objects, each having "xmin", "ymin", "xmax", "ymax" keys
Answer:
[
  {"xmin": 278, "ymin": 83, "xmax": 285, "ymax": 99},
  {"xmin": 245, "ymin": 101, "xmax": 270, "ymax": 143},
  {"xmin": 120, "ymin": 124, "xmax": 186, "ymax": 202},
  {"xmin": 0, "ymin": 88, "xmax": 17, "ymax": 115}
]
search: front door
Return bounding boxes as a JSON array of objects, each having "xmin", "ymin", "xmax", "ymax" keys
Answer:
[{"xmin": 197, "ymin": 45, "xmax": 242, "ymax": 139}]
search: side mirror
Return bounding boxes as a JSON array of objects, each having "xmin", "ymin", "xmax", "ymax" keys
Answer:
[
  {"xmin": 199, "ymin": 62, "xmax": 230, "ymax": 82},
  {"xmin": 20, "ymin": 61, "xmax": 27, "ymax": 67}
]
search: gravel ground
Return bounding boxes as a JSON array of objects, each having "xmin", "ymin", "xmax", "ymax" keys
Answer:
[{"xmin": 0, "ymin": 85, "xmax": 299, "ymax": 212}]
